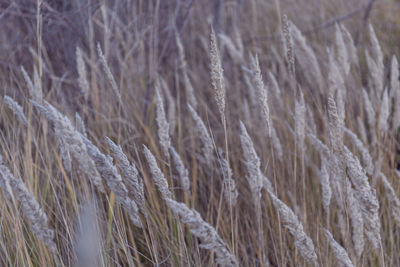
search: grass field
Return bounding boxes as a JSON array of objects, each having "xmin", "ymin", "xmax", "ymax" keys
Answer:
[{"xmin": 1, "ymin": 0, "xmax": 400, "ymax": 266}]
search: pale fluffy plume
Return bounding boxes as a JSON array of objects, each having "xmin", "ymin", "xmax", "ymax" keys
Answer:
[
  {"xmin": 319, "ymin": 155, "xmax": 332, "ymax": 213},
  {"xmin": 268, "ymin": 71, "xmax": 283, "ymax": 109},
  {"xmin": 390, "ymin": 55, "xmax": 399, "ymax": 99},
  {"xmin": 166, "ymin": 198, "xmax": 238, "ymax": 266},
  {"xmin": 251, "ymin": 54, "xmax": 271, "ymax": 136},
  {"xmin": 308, "ymin": 133, "xmax": 330, "ymax": 157},
  {"xmin": 170, "ymin": 146, "xmax": 190, "ymax": 193},
  {"xmin": 343, "ymin": 146, "xmax": 381, "ymax": 249},
  {"xmin": 143, "ymin": 145, "xmax": 172, "ymax": 200},
  {"xmin": 0, "ymin": 155, "xmax": 13, "ymax": 199},
  {"xmin": 97, "ymin": 43, "xmax": 120, "ymax": 100},
  {"xmin": 160, "ymin": 78, "xmax": 176, "ymax": 137},
  {"xmin": 346, "ymin": 181, "xmax": 364, "ymax": 257},
  {"xmin": 4, "ymin": 96, "xmax": 28, "ymax": 126},
  {"xmin": 340, "ymin": 24, "xmax": 358, "ymax": 66},
  {"xmin": 106, "ymin": 137, "xmax": 146, "ymax": 215},
  {"xmin": 176, "ymin": 32, "xmax": 197, "ymax": 108},
  {"xmin": 379, "ymin": 172, "xmax": 400, "ymax": 226},
  {"xmin": 306, "ymin": 105, "xmax": 317, "ymax": 135},
  {"xmin": 244, "ymin": 73, "xmax": 257, "ymax": 107},
  {"xmin": 0, "ymin": 156, "xmax": 56, "ymax": 252},
  {"xmin": 210, "ymin": 27, "xmax": 225, "ymax": 119},
  {"xmin": 183, "ymin": 72, "xmax": 197, "ymax": 109},
  {"xmin": 378, "ymin": 88, "xmax": 389, "ymax": 133},
  {"xmin": 82, "ymin": 136, "xmax": 142, "ymax": 228},
  {"xmin": 21, "ymin": 66, "xmax": 43, "ymax": 102},
  {"xmin": 295, "ymin": 89, "xmax": 306, "ymax": 153},
  {"xmin": 155, "ymin": 87, "xmax": 171, "ymax": 158},
  {"xmin": 76, "ymin": 46, "xmax": 90, "ymax": 101},
  {"xmin": 356, "ymin": 116, "xmax": 368, "ymax": 143},
  {"xmin": 362, "ymin": 88, "xmax": 376, "ymax": 134},
  {"xmin": 391, "ymin": 56, "xmax": 400, "ymax": 129},
  {"xmin": 218, "ymin": 33, "xmax": 243, "ymax": 63},
  {"xmin": 266, "ymin": 189, "xmax": 319, "ymax": 266},
  {"xmin": 335, "ymin": 23, "xmax": 350, "ymax": 76},
  {"xmin": 176, "ymin": 31, "xmax": 188, "ymax": 69},
  {"xmin": 33, "ymin": 101, "xmax": 104, "ymax": 192},
  {"xmin": 368, "ymin": 24, "xmax": 384, "ymax": 96},
  {"xmin": 270, "ymin": 123, "xmax": 283, "ymax": 161},
  {"xmin": 328, "ymin": 50, "xmax": 346, "ymax": 124},
  {"xmin": 327, "ymin": 95, "xmax": 343, "ymax": 154},
  {"xmin": 282, "ymin": 14, "xmax": 295, "ymax": 75},
  {"xmin": 268, "ymin": 71, "xmax": 281, "ymax": 98},
  {"xmin": 291, "ymin": 22, "xmax": 323, "ymax": 89},
  {"xmin": 343, "ymin": 127, "xmax": 373, "ymax": 175},
  {"xmin": 188, "ymin": 104, "xmax": 214, "ymax": 162},
  {"xmin": 75, "ymin": 113, "xmax": 87, "ymax": 137},
  {"xmin": 239, "ymin": 121, "xmax": 268, "ymax": 200},
  {"xmin": 324, "ymin": 229, "xmax": 354, "ymax": 267},
  {"xmin": 218, "ymin": 149, "xmax": 238, "ymax": 207}
]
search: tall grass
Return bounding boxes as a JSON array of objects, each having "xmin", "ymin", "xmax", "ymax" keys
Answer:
[{"xmin": 1, "ymin": 0, "xmax": 400, "ymax": 266}]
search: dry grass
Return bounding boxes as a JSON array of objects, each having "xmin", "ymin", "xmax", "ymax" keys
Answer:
[{"xmin": 1, "ymin": 0, "xmax": 400, "ymax": 266}]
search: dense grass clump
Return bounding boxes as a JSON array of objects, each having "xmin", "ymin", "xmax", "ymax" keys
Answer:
[{"xmin": 1, "ymin": 1, "xmax": 400, "ymax": 266}]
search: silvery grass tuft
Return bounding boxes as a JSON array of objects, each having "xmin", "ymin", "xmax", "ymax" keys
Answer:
[
  {"xmin": 165, "ymin": 198, "xmax": 238, "ymax": 267},
  {"xmin": 81, "ymin": 136, "xmax": 142, "ymax": 228},
  {"xmin": 210, "ymin": 27, "xmax": 225, "ymax": 119},
  {"xmin": 75, "ymin": 113, "xmax": 87, "ymax": 137},
  {"xmin": 33, "ymin": 101, "xmax": 105, "ymax": 192},
  {"xmin": 378, "ymin": 88, "xmax": 389, "ymax": 133},
  {"xmin": 218, "ymin": 149, "xmax": 238, "ymax": 207},
  {"xmin": 324, "ymin": 229, "xmax": 354, "ymax": 267},
  {"xmin": 143, "ymin": 145, "xmax": 172, "ymax": 200},
  {"xmin": 356, "ymin": 116, "xmax": 368, "ymax": 143},
  {"xmin": 335, "ymin": 23, "xmax": 350, "ymax": 77},
  {"xmin": 219, "ymin": 32, "xmax": 243, "ymax": 63},
  {"xmin": 270, "ymin": 123, "xmax": 283, "ymax": 161},
  {"xmin": 268, "ymin": 71, "xmax": 283, "ymax": 110},
  {"xmin": 188, "ymin": 104, "xmax": 214, "ymax": 163},
  {"xmin": 170, "ymin": 146, "xmax": 190, "ymax": 194},
  {"xmin": 295, "ymin": 89, "xmax": 306, "ymax": 153},
  {"xmin": 21, "ymin": 66, "xmax": 43, "ymax": 102},
  {"xmin": 161, "ymin": 78, "xmax": 177, "ymax": 136},
  {"xmin": 266, "ymin": 188, "xmax": 319, "ymax": 266},
  {"xmin": 97, "ymin": 43, "xmax": 121, "ymax": 100},
  {"xmin": 251, "ymin": 54, "xmax": 271, "ymax": 136},
  {"xmin": 343, "ymin": 127, "xmax": 373, "ymax": 175},
  {"xmin": 239, "ymin": 121, "xmax": 266, "ymax": 200},
  {"xmin": 76, "ymin": 46, "xmax": 89, "ymax": 101},
  {"xmin": 0, "ymin": 155, "xmax": 56, "ymax": 252},
  {"xmin": 343, "ymin": 146, "xmax": 381, "ymax": 249},
  {"xmin": 367, "ymin": 24, "xmax": 384, "ymax": 96},
  {"xmin": 346, "ymin": 180, "xmax": 364, "ymax": 258},
  {"xmin": 340, "ymin": 24, "xmax": 358, "ymax": 66},
  {"xmin": 327, "ymin": 93, "xmax": 344, "ymax": 155},
  {"xmin": 328, "ymin": 49, "xmax": 345, "ymax": 124},
  {"xmin": 318, "ymin": 155, "xmax": 331, "ymax": 213},
  {"xmin": 291, "ymin": 21, "xmax": 323, "ymax": 89},
  {"xmin": 106, "ymin": 137, "xmax": 146, "ymax": 215},
  {"xmin": 282, "ymin": 14, "xmax": 295, "ymax": 76},
  {"xmin": 175, "ymin": 32, "xmax": 197, "ymax": 108},
  {"xmin": 362, "ymin": 88, "xmax": 376, "ymax": 139},
  {"xmin": 308, "ymin": 133, "xmax": 330, "ymax": 157},
  {"xmin": 379, "ymin": 172, "xmax": 400, "ymax": 226},
  {"xmin": 391, "ymin": 55, "xmax": 400, "ymax": 129},
  {"xmin": 155, "ymin": 87, "xmax": 171, "ymax": 158},
  {"xmin": 4, "ymin": 96, "xmax": 28, "ymax": 126},
  {"xmin": 306, "ymin": 105, "xmax": 317, "ymax": 135}
]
